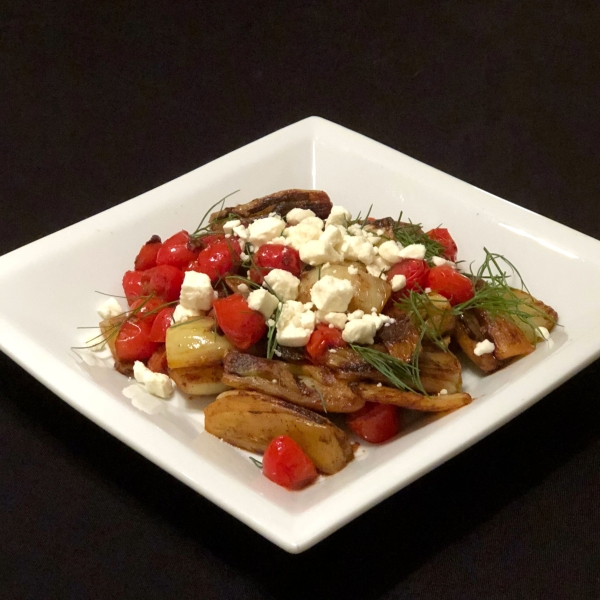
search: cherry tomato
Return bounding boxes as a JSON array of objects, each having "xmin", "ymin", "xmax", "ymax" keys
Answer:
[
  {"xmin": 134, "ymin": 235, "xmax": 162, "ymax": 271},
  {"xmin": 387, "ymin": 259, "xmax": 430, "ymax": 300},
  {"xmin": 248, "ymin": 266, "xmax": 268, "ymax": 285},
  {"xmin": 262, "ymin": 436, "xmax": 318, "ymax": 490},
  {"xmin": 195, "ymin": 233, "xmax": 228, "ymax": 249},
  {"xmin": 128, "ymin": 297, "xmax": 165, "ymax": 325},
  {"xmin": 254, "ymin": 244, "xmax": 302, "ymax": 277},
  {"xmin": 212, "ymin": 294, "xmax": 267, "ymax": 350},
  {"xmin": 427, "ymin": 265, "xmax": 474, "ymax": 306},
  {"xmin": 115, "ymin": 319, "xmax": 158, "ymax": 362},
  {"xmin": 346, "ymin": 402, "xmax": 400, "ymax": 443},
  {"xmin": 140, "ymin": 265, "xmax": 184, "ymax": 302},
  {"xmin": 149, "ymin": 306, "xmax": 175, "ymax": 342},
  {"xmin": 156, "ymin": 231, "xmax": 198, "ymax": 270},
  {"xmin": 122, "ymin": 270, "xmax": 144, "ymax": 305},
  {"xmin": 191, "ymin": 239, "xmax": 241, "ymax": 283},
  {"xmin": 147, "ymin": 344, "xmax": 168, "ymax": 374},
  {"xmin": 306, "ymin": 324, "xmax": 347, "ymax": 363},
  {"xmin": 427, "ymin": 228, "xmax": 458, "ymax": 262}
]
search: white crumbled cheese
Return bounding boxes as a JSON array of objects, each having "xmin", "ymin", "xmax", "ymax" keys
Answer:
[
  {"xmin": 431, "ymin": 256, "xmax": 449, "ymax": 266},
  {"xmin": 347, "ymin": 265, "xmax": 359, "ymax": 275},
  {"xmin": 300, "ymin": 240, "xmax": 341, "ymax": 266},
  {"xmin": 276, "ymin": 301, "xmax": 316, "ymax": 346},
  {"xmin": 133, "ymin": 361, "xmax": 174, "ymax": 398},
  {"xmin": 283, "ymin": 219, "xmax": 324, "ymax": 250},
  {"xmin": 342, "ymin": 317, "xmax": 377, "ymax": 345},
  {"xmin": 366, "ymin": 255, "xmax": 393, "ymax": 278},
  {"xmin": 223, "ymin": 219, "xmax": 241, "ymax": 235},
  {"xmin": 537, "ymin": 326, "xmax": 555, "ymax": 348},
  {"xmin": 310, "ymin": 275, "xmax": 354, "ymax": 313},
  {"xmin": 246, "ymin": 216, "xmax": 286, "ymax": 247},
  {"xmin": 377, "ymin": 382, "xmax": 383, "ymax": 388},
  {"xmin": 263, "ymin": 269, "xmax": 300, "ymax": 301},
  {"xmin": 399, "ymin": 244, "xmax": 426, "ymax": 260},
  {"xmin": 378, "ymin": 240, "xmax": 403, "ymax": 264},
  {"xmin": 98, "ymin": 297, "xmax": 124, "ymax": 320},
  {"xmin": 347, "ymin": 309, "xmax": 365, "ymax": 321},
  {"xmin": 320, "ymin": 224, "xmax": 344, "ymax": 250},
  {"xmin": 391, "ymin": 274, "xmax": 407, "ymax": 292},
  {"xmin": 325, "ymin": 205, "xmax": 351, "ymax": 227},
  {"xmin": 240, "ymin": 252, "xmax": 249, "ymax": 261},
  {"xmin": 439, "ymin": 389, "xmax": 448, "ymax": 395},
  {"xmin": 286, "ymin": 208, "xmax": 316, "ymax": 225},
  {"xmin": 347, "ymin": 223, "xmax": 366, "ymax": 237},
  {"xmin": 474, "ymin": 339, "xmax": 495, "ymax": 356},
  {"xmin": 341, "ymin": 235, "xmax": 375, "ymax": 265},
  {"xmin": 172, "ymin": 304, "xmax": 201, "ymax": 323},
  {"xmin": 267, "ymin": 236, "xmax": 288, "ymax": 246},
  {"xmin": 232, "ymin": 224, "xmax": 249, "ymax": 241},
  {"xmin": 267, "ymin": 318, "xmax": 275, "ymax": 327},
  {"xmin": 237, "ymin": 283, "xmax": 249, "ymax": 294},
  {"xmin": 317, "ymin": 311, "xmax": 348, "ymax": 330},
  {"xmin": 179, "ymin": 271, "xmax": 213, "ymax": 311},
  {"xmin": 424, "ymin": 287, "xmax": 432, "ymax": 293},
  {"xmin": 247, "ymin": 289, "xmax": 279, "ymax": 319}
]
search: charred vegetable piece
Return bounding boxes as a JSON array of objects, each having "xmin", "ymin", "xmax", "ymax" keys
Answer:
[
  {"xmin": 418, "ymin": 344, "xmax": 463, "ymax": 395},
  {"xmin": 210, "ymin": 189, "xmax": 332, "ymax": 224},
  {"xmin": 454, "ymin": 313, "xmax": 504, "ymax": 373},
  {"xmin": 222, "ymin": 351, "xmax": 365, "ymax": 413},
  {"xmin": 100, "ymin": 316, "xmax": 134, "ymax": 376},
  {"xmin": 350, "ymin": 382, "xmax": 472, "ymax": 412},
  {"xmin": 204, "ymin": 390, "xmax": 353, "ymax": 474},
  {"xmin": 504, "ymin": 288, "xmax": 558, "ymax": 344},
  {"xmin": 169, "ymin": 365, "xmax": 230, "ymax": 396}
]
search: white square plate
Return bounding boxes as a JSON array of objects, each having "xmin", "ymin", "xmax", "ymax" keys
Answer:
[{"xmin": 1, "ymin": 117, "xmax": 600, "ymax": 553}]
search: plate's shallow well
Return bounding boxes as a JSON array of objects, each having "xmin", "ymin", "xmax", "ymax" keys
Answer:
[{"xmin": 1, "ymin": 117, "xmax": 600, "ymax": 553}]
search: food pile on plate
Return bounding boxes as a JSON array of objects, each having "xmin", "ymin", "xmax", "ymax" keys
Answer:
[{"xmin": 88, "ymin": 189, "xmax": 557, "ymax": 490}]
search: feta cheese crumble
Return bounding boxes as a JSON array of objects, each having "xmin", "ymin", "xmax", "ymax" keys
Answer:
[
  {"xmin": 325, "ymin": 205, "xmax": 351, "ymax": 227},
  {"xmin": 286, "ymin": 208, "xmax": 316, "ymax": 225},
  {"xmin": 179, "ymin": 271, "xmax": 213, "ymax": 311},
  {"xmin": 474, "ymin": 339, "xmax": 495, "ymax": 356},
  {"xmin": 399, "ymin": 244, "xmax": 427, "ymax": 260},
  {"xmin": 133, "ymin": 361, "xmax": 174, "ymax": 398},
  {"xmin": 276, "ymin": 301, "xmax": 316, "ymax": 346},
  {"xmin": 391, "ymin": 274, "xmax": 407, "ymax": 292},
  {"xmin": 310, "ymin": 275, "xmax": 354, "ymax": 313},
  {"xmin": 247, "ymin": 289, "xmax": 279, "ymax": 319},
  {"xmin": 246, "ymin": 216, "xmax": 286, "ymax": 248},
  {"xmin": 263, "ymin": 269, "xmax": 300, "ymax": 301},
  {"xmin": 98, "ymin": 297, "xmax": 124, "ymax": 320},
  {"xmin": 172, "ymin": 304, "xmax": 201, "ymax": 323}
]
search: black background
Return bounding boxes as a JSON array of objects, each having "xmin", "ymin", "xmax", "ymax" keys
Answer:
[{"xmin": 2, "ymin": 2, "xmax": 600, "ymax": 598}]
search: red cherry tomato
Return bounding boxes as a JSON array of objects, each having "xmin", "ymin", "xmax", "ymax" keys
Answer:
[
  {"xmin": 191, "ymin": 239, "xmax": 241, "ymax": 283},
  {"xmin": 140, "ymin": 265, "xmax": 184, "ymax": 302},
  {"xmin": 262, "ymin": 436, "xmax": 318, "ymax": 490},
  {"xmin": 147, "ymin": 344, "xmax": 168, "ymax": 374},
  {"xmin": 115, "ymin": 319, "xmax": 158, "ymax": 362},
  {"xmin": 306, "ymin": 324, "xmax": 347, "ymax": 363},
  {"xmin": 195, "ymin": 233, "xmax": 228, "ymax": 249},
  {"xmin": 254, "ymin": 244, "xmax": 302, "ymax": 277},
  {"xmin": 346, "ymin": 402, "xmax": 400, "ymax": 444},
  {"xmin": 122, "ymin": 270, "xmax": 144, "ymax": 305},
  {"xmin": 248, "ymin": 266, "xmax": 268, "ymax": 285},
  {"xmin": 156, "ymin": 231, "xmax": 198, "ymax": 270},
  {"xmin": 128, "ymin": 297, "xmax": 165, "ymax": 325},
  {"xmin": 212, "ymin": 294, "xmax": 267, "ymax": 349},
  {"xmin": 427, "ymin": 228, "xmax": 458, "ymax": 262},
  {"xmin": 149, "ymin": 307, "xmax": 175, "ymax": 342},
  {"xmin": 387, "ymin": 259, "xmax": 430, "ymax": 300},
  {"xmin": 427, "ymin": 265, "xmax": 474, "ymax": 306},
  {"xmin": 134, "ymin": 235, "xmax": 163, "ymax": 271}
]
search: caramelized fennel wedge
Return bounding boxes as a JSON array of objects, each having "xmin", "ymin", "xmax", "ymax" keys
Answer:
[
  {"xmin": 204, "ymin": 390, "xmax": 353, "ymax": 474},
  {"xmin": 222, "ymin": 351, "xmax": 364, "ymax": 413},
  {"xmin": 169, "ymin": 365, "xmax": 230, "ymax": 396}
]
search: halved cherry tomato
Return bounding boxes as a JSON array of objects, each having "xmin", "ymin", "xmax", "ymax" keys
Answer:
[
  {"xmin": 262, "ymin": 435, "xmax": 318, "ymax": 490},
  {"xmin": 306, "ymin": 324, "xmax": 347, "ymax": 363},
  {"xmin": 122, "ymin": 270, "xmax": 144, "ymax": 305},
  {"xmin": 346, "ymin": 402, "xmax": 400, "ymax": 444},
  {"xmin": 248, "ymin": 266, "xmax": 268, "ymax": 285},
  {"xmin": 140, "ymin": 265, "xmax": 185, "ymax": 302},
  {"xmin": 427, "ymin": 265, "xmax": 474, "ymax": 306},
  {"xmin": 254, "ymin": 244, "xmax": 302, "ymax": 277},
  {"xmin": 387, "ymin": 259, "xmax": 430, "ymax": 300},
  {"xmin": 149, "ymin": 306, "xmax": 175, "ymax": 342},
  {"xmin": 195, "ymin": 233, "xmax": 228, "ymax": 249},
  {"xmin": 129, "ymin": 297, "xmax": 165, "ymax": 325},
  {"xmin": 134, "ymin": 235, "xmax": 162, "ymax": 271},
  {"xmin": 115, "ymin": 319, "xmax": 158, "ymax": 362},
  {"xmin": 427, "ymin": 228, "xmax": 458, "ymax": 262},
  {"xmin": 147, "ymin": 344, "xmax": 168, "ymax": 374},
  {"xmin": 191, "ymin": 239, "xmax": 241, "ymax": 283},
  {"xmin": 156, "ymin": 231, "xmax": 198, "ymax": 270},
  {"xmin": 212, "ymin": 294, "xmax": 267, "ymax": 349}
]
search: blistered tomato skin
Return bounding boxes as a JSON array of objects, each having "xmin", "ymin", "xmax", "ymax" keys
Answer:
[
  {"xmin": 140, "ymin": 265, "xmax": 185, "ymax": 302},
  {"xmin": 427, "ymin": 228, "xmax": 458, "ymax": 262},
  {"xmin": 134, "ymin": 235, "xmax": 163, "ymax": 271},
  {"xmin": 128, "ymin": 297, "xmax": 165, "ymax": 325},
  {"xmin": 149, "ymin": 307, "xmax": 175, "ymax": 343},
  {"xmin": 213, "ymin": 294, "xmax": 267, "ymax": 350},
  {"xmin": 191, "ymin": 239, "xmax": 242, "ymax": 283},
  {"xmin": 306, "ymin": 324, "xmax": 347, "ymax": 363},
  {"xmin": 387, "ymin": 259, "xmax": 430, "ymax": 300},
  {"xmin": 156, "ymin": 231, "xmax": 198, "ymax": 270},
  {"xmin": 122, "ymin": 270, "xmax": 144, "ymax": 305},
  {"xmin": 427, "ymin": 265, "xmax": 474, "ymax": 306},
  {"xmin": 254, "ymin": 245, "xmax": 302, "ymax": 277},
  {"xmin": 262, "ymin": 436, "xmax": 318, "ymax": 490},
  {"xmin": 346, "ymin": 402, "xmax": 400, "ymax": 444},
  {"xmin": 115, "ymin": 319, "xmax": 158, "ymax": 362}
]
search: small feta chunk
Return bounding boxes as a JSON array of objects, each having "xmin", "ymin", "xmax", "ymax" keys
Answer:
[
  {"xmin": 320, "ymin": 224, "xmax": 344, "ymax": 249},
  {"xmin": 133, "ymin": 361, "xmax": 174, "ymax": 398},
  {"xmin": 325, "ymin": 205, "xmax": 351, "ymax": 227},
  {"xmin": 342, "ymin": 318, "xmax": 377, "ymax": 345},
  {"xmin": 247, "ymin": 289, "xmax": 279, "ymax": 319},
  {"xmin": 378, "ymin": 240, "xmax": 403, "ymax": 264},
  {"xmin": 391, "ymin": 274, "xmax": 407, "ymax": 292},
  {"xmin": 347, "ymin": 265, "xmax": 359, "ymax": 275},
  {"xmin": 179, "ymin": 271, "xmax": 213, "ymax": 311},
  {"xmin": 246, "ymin": 216, "xmax": 286, "ymax": 248},
  {"xmin": 439, "ymin": 389, "xmax": 448, "ymax": 395},
  {"xmin": 310, "ymin": 275, "xmax": 354, "ymax": 313},
  {"xmin": 237, "ymin": 283, "xmax": 249, "ymax": 294},
  {"xmin": 98, "ymin": 297, "xmax": 124, "ymax": 320},
  {"xmin": 366, "ymin": 255, "xmax": 393, "ymax": 278},
  {"xmin": 223, "ymin": 219, "xmax": 241, "ymax": 235},
  {"xmin": 347, "ymin": 309, "xmax": 365, "ymax": 321},
  {"xmin": 537, "ymin": 326, "xmax": 555, "ymax": 348},
  {"xmin": 286, "ymin": 208, "xmax": 316, "ymax": 225},
  {"xmin": 300, "ymin": 239, "xmax": 341, "ymax": 266},
  {"xmin": 399, "ymin": 244, "xmax": 426, "ymax": 260},
  {"xmin": 172, "ymin": 304, "xmax": 201, "ymax": 323},
  {"xmin": 276, "ymin": 301, "xmax": 316, "ymax": 347},
  {"xmin": 342, "ymin": 235, "xmax": 375, "ymax": 265},
  {"xmin": 263, "ymin": 269, "xmax": 300, "ymax": 301},
  {"xmin": 317, "ymin": 311, "xmax": 348, "ymax": 330},
  {"xmin": 232, "ymin": 224, "xmax": 249, "ymax": 241},
  {"xmin": 283, "ymin": 219, "xmax": 324, "ymax": 250},
  {"xmin": 474, "ymin": 339, "xmax": 495, "ymax": 356}
]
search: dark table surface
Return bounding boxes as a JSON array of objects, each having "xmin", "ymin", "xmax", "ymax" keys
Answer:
[{"xmin": 2, "ymin": 2, "xmax": 600, "ymax": 598}]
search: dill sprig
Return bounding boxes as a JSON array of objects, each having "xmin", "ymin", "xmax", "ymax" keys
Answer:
[
  {"xmin": 189, "ymin": 190, "xmax": 241, "ymax": 239},
  {"xmin": 395, "ymin": 290, "xmax": 449, "ymax": 350},
  {"xmin": 350, "ymin": 342, "xmax": 427, "ymax": 394},
  {"xmin": 266, "ymin": 301, "xmax": 282, "ymax": 360},
  {"xmin": 249, "ymin": 456, "xmax": 263, "ymax": 469},
  {"xmin": 393, "ymin": 214, "xmax": 444, "ymax": 261}
]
